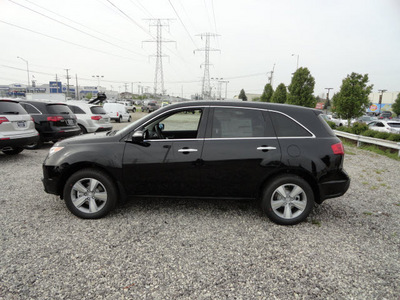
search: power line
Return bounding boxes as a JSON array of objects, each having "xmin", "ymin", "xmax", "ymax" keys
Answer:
[
  {"xmin": 8, "ymin": 0, "xmax": 146, "ymax": 57},
  {"xmin": 168, "ymin": 0, "xmax": 198, "ymax": 48},
  {"xmin": 0, "ymin": 20, "xmax": 142, "ymax": 61}
]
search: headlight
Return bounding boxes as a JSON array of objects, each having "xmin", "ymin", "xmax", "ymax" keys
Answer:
[{"xmin": 49, "ymin": 146, "xmax": 64, "ymax": 157}]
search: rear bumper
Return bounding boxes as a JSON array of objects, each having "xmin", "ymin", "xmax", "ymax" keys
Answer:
[
  {"xmin": 0, "ymin": 133, "xmax": 39, "ymax": 150},
  {"xmin": 41, "ymin": 128, "xmax": 81, "ymax": 142},
  {"xmin": 318, "ymin": 169, "xmax": 350, "ymax": 203}
]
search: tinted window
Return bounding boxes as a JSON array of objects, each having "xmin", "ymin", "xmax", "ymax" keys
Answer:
[
  {"xmin": 270, "ymin": 112, "xmax": 312, "ymax": 137},
  {"xmin": 21, "ymin": 103, "xmax": 41, "ymax": 114},
  {"xmin": 388, "ymin": 122, "xmax": 400, "ymax": 128},
  {"xmin": 212, "ymin": 108, "xmax": 268, "ymax": 138},
  {"xmin": 69, "ymin": 105, "xmax": 85, "ymax": 114},
  {"xmin": 90, "ymin": 106, "xmax": 107, "ymax": 114},
  {"xmin": 0, "ymin": 101, "xmax": 27, "ymax": 115},
  {"xmin": 47, "ymin": 104, "xmax": 73, "ymax": 114}
]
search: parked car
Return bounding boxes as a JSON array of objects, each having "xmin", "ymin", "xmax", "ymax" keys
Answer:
[
  {"xmin": 42, "ymin": 101, "xmax": 350, "ymax": 225},
  {"xmin": 330, "ymin": 115, "xmax": 354, "ymax": 127},
  {"xmin": 368, "ymin": 120, "xmax": 400, "ymax": 134},
  {"xmin": 117, "ymin": 100, "xmax": 136, "ymax": 112},
  {"xmin": 355, "ymin": 115, "xmax": 378, "ymax": 124},
  {"xmin": 19, "ymin": 100, "xmax": 81, "ymax": 149},
  {"xmin": 142, "ymin": 101, "xmax": 159, "ymax": 113},
  {"xmin": 103, "ymin": 103, "xmax": 131, "ymax": 123},
  {"xmin": 67, "ymin": 101, "xmax": 113, "ymax": 134},
  {"xmin": 0, "ymin": 99, "xmax": 39, "ymax": 155},
  {"xmin": 378, "ymin": 111, "xmax": 392, "ymax": 119}
]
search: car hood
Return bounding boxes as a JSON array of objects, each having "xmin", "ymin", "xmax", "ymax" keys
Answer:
[{"xmin": 56, "ymin": 131, "xmax": 113, "ymax": 146}]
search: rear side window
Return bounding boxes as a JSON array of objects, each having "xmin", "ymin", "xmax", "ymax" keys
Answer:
[
  {"xmin": 91, "ymin": 106, "xmax": 107, "ymax": 115},
  {"xmin": 212, "ymin": 107, "xmax": 272, "ymax": 138},
  {"xmin": 270, "ymin": 112, "xmax": 312, "ymax": 137},
  {"xmin": 47, "ymin": 104, "xmax": 73, "ymax": 114},
  {"xmin": 20, "ymin": 103, "xmax": 41, "ymax": 114},
  {"xmin": 69, "ymin": 105, "xmax": 85, "ymax": 114},
  {"xmin": 0, "ymin": 101, "xmax": 27, "ymax": 115}
]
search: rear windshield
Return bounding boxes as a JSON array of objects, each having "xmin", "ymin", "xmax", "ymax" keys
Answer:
[
  {"xmin": 0, "ymin": 101, "xmax": 28, "ymax": 115},
  {"xmin": 47, "ymin": 104, "xmax": 73, "ymax": 114},
  {"xmin": 148, "ymin": 103, "xmax": 156, "ymax": 106},
  {"xmin": 90, "ymin": 106, "xmax": 107, "ymax": 114}
]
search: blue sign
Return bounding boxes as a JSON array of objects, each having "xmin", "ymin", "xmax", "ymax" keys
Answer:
[{"xmin": 49, "ymin": 81, "xmax": 62, "ymax": 93}]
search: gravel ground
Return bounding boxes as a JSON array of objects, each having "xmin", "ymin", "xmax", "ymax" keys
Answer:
[{"xmin": 1, "ymin": 115, "xmax": 399, "ymax": 299}]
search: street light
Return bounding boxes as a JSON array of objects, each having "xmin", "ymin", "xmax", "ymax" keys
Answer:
[
  {"xmin": 291, "ymin": 54, "xmax": 299, "ymax": 71},
  {"xmin": 92, "ymin": 75, "xmax": 104, "ymax": 92},
  {"xmin": 17, "ymin": 56, "xmax": 30, "ymax": 92}
]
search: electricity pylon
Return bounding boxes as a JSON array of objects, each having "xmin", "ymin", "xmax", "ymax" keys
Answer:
[
  {"xmin": 143, "ymin": 19, "xmax": 175, "ymax": 96},
  {"xmin": 194, "ymin": 33, "xmax": 220, "ymax": 99}
]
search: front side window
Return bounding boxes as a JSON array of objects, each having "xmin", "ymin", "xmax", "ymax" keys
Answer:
[
  {"xmin": 143, "ymin": 108, "xmax": 203, "ymax": 139},
  {"xmin": 211, "ymin": 107, "xmax": 267, "ymax": 138}
]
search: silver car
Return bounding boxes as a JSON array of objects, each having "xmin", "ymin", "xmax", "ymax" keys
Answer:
[
  {"xmin": 0, "ymin": 99, "xmax": 39, "ymax": 155},
  {"xmin": 67, "ymin": 101, "xmax": 113, "ymax": 134}
]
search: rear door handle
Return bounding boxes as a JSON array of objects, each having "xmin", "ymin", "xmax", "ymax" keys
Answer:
[
  {"xmin": 178, "ymin": 148, "xmax": 198, "ymax": 153},
  {"xmin": 257, "ymin": 146, "xmax": 276, "ymax": 151}
]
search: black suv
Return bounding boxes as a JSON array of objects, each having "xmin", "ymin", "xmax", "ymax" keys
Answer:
[
  {"xmin": 42, "ymin": 101, "xmax": 350, "ymax": 225},
  {"xmin": 19, "ymin": 100, "xmax": 81, "ymax": 149}
]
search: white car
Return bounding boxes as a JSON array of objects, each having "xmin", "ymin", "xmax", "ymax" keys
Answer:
[
  {"xmin": 0, "ymin": 99, "xmax": 39, "ymax": 155},
  {"xmin": 67, "ymin": 101, "xmax": 113, "ymax": 134},
  {"xmin": 103, "ymin": 103, "xmax": 132, "ymax": 123},
  {"xmin": 368, "ymin": 120, "xmax": 400, "ymax": 134},
  {"xmin": 117, "ymin": 100, "xmax": 136, "ymax": 112}
]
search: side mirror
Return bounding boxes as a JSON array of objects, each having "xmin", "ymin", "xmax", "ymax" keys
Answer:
[{"xmin": 131, "ymin": 130, "xmax": 144, "ymax": 143}]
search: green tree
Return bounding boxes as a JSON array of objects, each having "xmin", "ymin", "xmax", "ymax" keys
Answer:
[
  {"xmin": 260, "ymin": 83, "xmax": 274, "ymax": 102},
  {"xmin": 85, "ymin": 92, "xmax": 92, "ymax": 100},
  {"xmin": 252, "ymin": 96, "xmax": 260, "ymax": 102},
  {"xmin": 238, "ymin": 89, "xmax": 247, "ymax": 101},
  {"xmin": 332, "ymin": 72, "xmax": 373, "ymax": 126},
  {"xmin": 287, "ymin": 67, "xmax": 316, "ymax": 107},
  {"xmin": 271, "ymin": 83, "xmax": 287, "ymax": 103},
  {"xmin": 392, "ymin": 93, "xmax": 400, "ymax": 116}
]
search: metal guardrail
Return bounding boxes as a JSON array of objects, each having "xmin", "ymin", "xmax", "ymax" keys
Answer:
[{"xmin": 334, "ymin": 130, "xmax": 400, "ymax": 157}]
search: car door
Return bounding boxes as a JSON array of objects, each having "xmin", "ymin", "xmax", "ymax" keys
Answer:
[
  {"xmin": 122, "ymin": 107, "xmax": 208, "ymax": 196},
  {"xmin": 200, "ymin": 106, "xmax": 281, "ymax": 198}
]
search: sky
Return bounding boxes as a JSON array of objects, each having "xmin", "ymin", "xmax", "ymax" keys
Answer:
[{"xmin": 0, "ymin": 0, "xmax": 399, "ymax": 99}]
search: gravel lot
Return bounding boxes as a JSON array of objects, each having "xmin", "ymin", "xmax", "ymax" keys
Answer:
[{"xmin": 1, "ymin": 112, "xmax": 399, "ymax": 299}]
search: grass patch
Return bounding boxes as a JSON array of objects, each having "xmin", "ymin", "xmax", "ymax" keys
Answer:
[
  {"xmin": 363, "ymin": 211, "xmax": 373, "ymax": 216},
  {"xmin": 311, "ymin": 219, "xmax": 321, "ymax": 226}
]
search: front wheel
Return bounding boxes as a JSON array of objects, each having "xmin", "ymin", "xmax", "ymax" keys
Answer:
[
  {"xmin": 261, "ymin": 175, "xmax": 314, "ymax": 225},
  {"xmin": 63, "ymin": 169, "xmax": 117, "ymax": 219}
]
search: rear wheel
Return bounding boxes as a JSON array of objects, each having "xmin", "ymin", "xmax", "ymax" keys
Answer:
[
  {"xmin": 63, "ymin": 169, "xmax": 117, "ymax": 219},
  {"xmin": 79, "ymin": 124, "xmax": 87, "ymax": 134},
  {"xmin": 261, "ymin": 175, "xmax": 314, "ymax": 225},
  {"xmin": 25, "ymin": 137, "xmax": 43, "ymax": 150},
  {"xmin": 117, "ymin": 116, "xmax": 121, "ymax": 123},
  {"xmin": 2, "ymin": 147, "xmax": 24, "ymax": 155}
]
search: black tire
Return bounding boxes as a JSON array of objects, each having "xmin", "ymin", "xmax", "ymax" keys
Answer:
[
  {"xmin": 261, "ymin": 175, "xmax": 314, "ymax": 225},
  {"xmin": 117, "ymin": 116, "xmax": 121, "ymax": 123},
  {"xmin": 63, "ymin": 168, "xmax": 117, "ymax": 219},
  {"xmin": 79, "ymin": 124, "xmax": 87, "ymax": 134},
  {"xmin": 25, "ymin": 137, "xmax": 43, "ymax": 150},
  {"xmin": 2, "ymin": 147, "xmax": 24, "ymax": 155},
  {"xmin": 132, "ymin": 107, "xmax": 136, "ymax": 113},
  {"xmin": 128, "ymin": 116, "xmax": 132, "ymax": 122}
]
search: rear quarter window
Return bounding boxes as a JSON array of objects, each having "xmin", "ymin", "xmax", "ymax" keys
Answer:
[{"xmin": 270, "ymin": 111, "xmax": 312, "ymax": 137}]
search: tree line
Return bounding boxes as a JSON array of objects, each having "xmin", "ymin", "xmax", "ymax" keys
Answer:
[{"xmin": 238, "ymin": 67, "xmax": 400, "ymax": 125}]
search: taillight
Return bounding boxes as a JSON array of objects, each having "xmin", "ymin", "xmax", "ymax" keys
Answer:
[
  {"xmin": 91, "ymin": 116, "xmax": 102, "ymax": 121},
  {"xmin": 331, "ymin": 142, "xmax": 344, "ymax": 155},
  {"xmin": 47, "ymin": 116, "xmax": 64, "ymax": 122},
  {"xmin": 0, "ymin": 117, "xmax": 9, "ymax": 125},
  {"xmin": 116, "ymin": 112, "xmax": 119, "ymax": 117}
]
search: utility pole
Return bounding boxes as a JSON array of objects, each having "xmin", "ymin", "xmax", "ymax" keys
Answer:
[
  {"xmin": 75, "ymin": 74, "xmax": 79, "ymax": 100},
  {"xmin": 194, "ymin": 33, "xmax": 220, "ymax": 100},
  {"xmin": 324, "ymin": 88, "xmax": 333, "ymax": 113},
  {"xmin": 65, "ymin": 69, "xmax": 71, "ymax": 98},
  {"xmin": 219, "ymin": 80, "xmax": 229, "ymax": 99},
  {"xmin": 143, "ymin": 19, "xmax": 175, "ymax": 97},
  {"xmin": 378, "ymin": 89, "xmax": 387, "ymax": 114}
]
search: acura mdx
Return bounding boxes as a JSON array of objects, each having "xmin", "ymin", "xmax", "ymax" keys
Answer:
[{"xmin": 42, "ymin": 101, "xmax": 350, "ymax": 225}]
